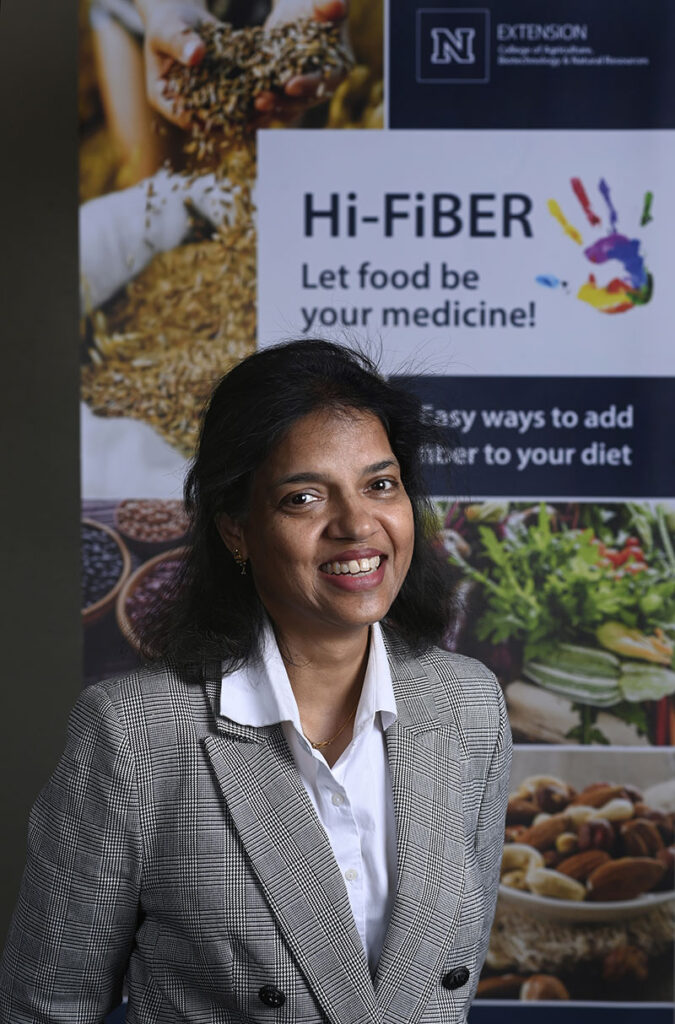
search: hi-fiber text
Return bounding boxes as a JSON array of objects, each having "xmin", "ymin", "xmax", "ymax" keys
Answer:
[{"xmin": 303, "ymin": 192, "xmax": 534, "ymax": 238}]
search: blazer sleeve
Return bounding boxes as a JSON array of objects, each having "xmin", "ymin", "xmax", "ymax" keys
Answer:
[
  {"xmin": 469, "ymin": 677, "xmax": 512, "ymax": 1001},
  {"xmin": 0, "ymin": 683, "xmax": 143, "ymax": 1024}
]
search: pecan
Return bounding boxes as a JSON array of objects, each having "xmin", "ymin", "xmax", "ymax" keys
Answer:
[
  {"xmin": 620, "ymin": 818, "xmax": 665, "ymax": 857},
  {"xmin": 633, "ymin": 807, "xmax": 675, "ymax": 845}
]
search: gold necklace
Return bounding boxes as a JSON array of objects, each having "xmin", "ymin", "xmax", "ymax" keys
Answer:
[{"xmin": 306, "ymin": 703, "xmax": 358, "ymax": 749}]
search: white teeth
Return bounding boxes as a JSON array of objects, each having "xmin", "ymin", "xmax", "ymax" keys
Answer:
[{"xmin": 321, "ymin": 555, "xmax": 382, "ymax": 575}]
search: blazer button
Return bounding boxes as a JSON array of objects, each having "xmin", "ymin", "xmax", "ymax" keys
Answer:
[
  {"xmin": 442, "ymin": 966, "xmax": 470, "ymax": 991},
  {"xmin": 258, "ymin": 985, "xmax": 286, "ymax": 1008}
]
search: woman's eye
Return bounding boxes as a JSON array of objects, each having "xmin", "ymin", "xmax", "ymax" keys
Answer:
[
  {"xmin": 284, "ymin": 492, "xmax": 319, "ymax": 506},
  {"xmin": 370, "ymin": 478, "xmax": 397, "ymax": 492}
]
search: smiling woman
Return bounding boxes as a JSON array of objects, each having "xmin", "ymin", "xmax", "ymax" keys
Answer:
[
  {"xmin": 1, "ymin": 339, "xmax": 511, "ymax": 1024},
  {"xmin": 141, "ymin": 338, "xmax": 458, "ymax": 669}
]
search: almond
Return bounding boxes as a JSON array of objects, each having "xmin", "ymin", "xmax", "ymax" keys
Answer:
[
  {"xmin": 556, "ymin": 849, "xmax": 610, "ymax": 881},
  {"xmin": 570, "ymin": 784, "xmax": 626, "ymax": 807},
  {"xmin": 476, "ymin": 975, "xmax": 527, "ymax": 999},
  {"xmin": 520, "ymin": 974, "xmax": 570, "ymax": 1000},
  {"xmin": 518, "ymin": 814, "xmax": 571, "ymax": 851},
  {"xmin": 586, "ymin": 857, "xmax": 665, "ymax": 901},
  {"xmin": 506, "ymin": 796, "xmax": 539, "ymax": 825}
]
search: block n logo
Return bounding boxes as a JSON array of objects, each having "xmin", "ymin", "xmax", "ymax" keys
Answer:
[
  {"xmin": 417, "ymin": 9, "xmax": 490, "ymax": 83},
  {"xmin": 430, "ymin": 26, "xmax": 476, "ymax": 64}
]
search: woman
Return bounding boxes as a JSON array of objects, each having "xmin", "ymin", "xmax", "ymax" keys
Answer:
[{"xmin": 0, "ymin": 339, "xmax": 511, "ymax": 1023}]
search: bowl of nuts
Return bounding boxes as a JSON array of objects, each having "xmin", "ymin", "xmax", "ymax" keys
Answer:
[
  {"xmin": 499, "ymin": 750, "xmax": 675, "ymax": 922},
  {"xmin": 82, "ymin": 519, "xmax": 132, "ymax": 626},
  {"xmin": 116, "ymin": 547, "xmax": 187, "ymax": 653},
  {"xmin": 114, "ymin": 499, "xmax": 190, "ymax": 559}
]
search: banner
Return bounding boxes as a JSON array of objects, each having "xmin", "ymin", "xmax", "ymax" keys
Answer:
[
  {"xmin": 258, "ymin": 130, "xmax": 674, "ymax": 376},
  {"xmin": 77, "ymin": 0, "xmax": 673, "ymax": 1018}
]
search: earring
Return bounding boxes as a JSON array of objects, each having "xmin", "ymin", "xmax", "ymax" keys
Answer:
[{"xmin": 232, "ymin": 548, "xmax": 247, "ymax": 575}]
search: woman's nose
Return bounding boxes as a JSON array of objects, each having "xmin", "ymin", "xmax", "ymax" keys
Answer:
[{"xmin": 327, "ymin": 493, "xmax": 377, "ymax": 540}]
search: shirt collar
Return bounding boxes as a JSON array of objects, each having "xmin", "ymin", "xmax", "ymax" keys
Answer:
[{"xmin": 220, "ymin": 620, "xmax": 397, "ymax": 735}]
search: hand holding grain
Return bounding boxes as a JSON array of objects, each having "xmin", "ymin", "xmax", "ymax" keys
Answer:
[
  {"xmin": 142, "ymin": 0, "xmax": 221, "ymax": 126},
  {"xmin": 256, "ymin": 0, "xmax": 352, "ymax": 121}
]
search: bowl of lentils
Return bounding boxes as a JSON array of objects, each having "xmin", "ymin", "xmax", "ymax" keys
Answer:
[
  {"xmin": 116, "ymin": 547, "xmax": 187, "ymax": 653},
  {"xmin": 82, "ymin": 519, "xmax": 132, "ymax": 626},
  {"xmin": 114, "ymin": 498, "xmax": 190, "ymax": 558}
]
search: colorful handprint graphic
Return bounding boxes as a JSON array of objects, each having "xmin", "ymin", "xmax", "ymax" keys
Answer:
[{"xmin": 538, "ymin": 178, "xmax": 653, "ymax": 314}]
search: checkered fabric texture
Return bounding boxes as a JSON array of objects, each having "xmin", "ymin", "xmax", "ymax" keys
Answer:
[{"xmin": 0, "ymin": 634, "xmax": 511, "ymax": 1023}]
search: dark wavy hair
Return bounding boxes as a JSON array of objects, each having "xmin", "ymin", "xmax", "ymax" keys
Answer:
[{"xmin": 141, "ymin": 339, "xmax": 457, "ymax": 669}]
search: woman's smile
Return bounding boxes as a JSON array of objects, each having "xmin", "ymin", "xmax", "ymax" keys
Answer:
[
  {"xmin": 319, "ymin": 551, "xmax": 386, "ymax": 590},
  {"xmin": 319, "ymin": 551, "xmax": 383, "ymax": 575}
]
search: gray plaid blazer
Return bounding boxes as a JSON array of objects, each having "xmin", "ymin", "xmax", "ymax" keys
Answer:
[{"xmin": 0, "ymin": 635, "xmax": 511, "ymax": 1024}]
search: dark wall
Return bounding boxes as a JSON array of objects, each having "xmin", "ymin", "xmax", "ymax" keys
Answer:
[{"xmin": 0, "ymin": 0, "xmax": 81, "ymax": 940}]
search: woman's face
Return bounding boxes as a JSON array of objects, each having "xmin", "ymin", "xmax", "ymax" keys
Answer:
[{"xmin": 224, "ymin": 408, "xmax": 415, "ymax": 644}]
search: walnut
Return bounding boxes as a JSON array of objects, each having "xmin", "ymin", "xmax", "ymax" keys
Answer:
[
  {"xmin": 504, "ymin": 825, "xmax": 527, "ymax": 843},
  {"xmin": 602, "ymin": 946, "xmax": 648, "ymax": 985},
  {"xmin": 654, "ymin": 845, "xmax": 675, "ymax": 890},
  {"xmin": 578, "ymin": 817, "xmax": 614, "ymax": 853},
  {"xmin": 534, "ymin": 783, "xmax": 570, "ymax": 814}
]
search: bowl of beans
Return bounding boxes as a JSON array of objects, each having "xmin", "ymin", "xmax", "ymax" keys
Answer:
[
  {"xmin": 82, "ymin": 519, "xmax": 132, "ymax": 626},
  {"xmin": 114, "ymin": 499, "xmax": 190, "ymax": 558},
  {"xmin": 116, "ymin": 547, "xmax": 187, "ymax": 652}
]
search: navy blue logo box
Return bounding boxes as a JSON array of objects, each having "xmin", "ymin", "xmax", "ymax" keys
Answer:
[{"xmin": 392, "ymin": 0, "xmax": 675, "ymax": 129}]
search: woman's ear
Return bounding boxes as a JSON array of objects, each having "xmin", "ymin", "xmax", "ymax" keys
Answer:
[{"xmin": 215, "ymin": 513, "xmax": 247, "ymax": 560}]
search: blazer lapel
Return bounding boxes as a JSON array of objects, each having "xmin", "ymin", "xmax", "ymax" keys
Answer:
[
  {"xmin": 201, "ymin": 670, "xmax": 382, "ymax": 1024},
  {"xmin": 374, "ymin": 641, "xmax": 466, "ymax": 1022}
]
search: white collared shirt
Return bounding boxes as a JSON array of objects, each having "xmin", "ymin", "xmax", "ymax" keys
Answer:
[{"xmin": 220, "ymin": 621, "xmax": 398, "ymax": 972}]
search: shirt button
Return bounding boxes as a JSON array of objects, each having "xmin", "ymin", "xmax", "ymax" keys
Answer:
[
  {"xmin": 345, "ymin": 868, "xmax": 358, "ymax": 882},
  {"xmin": 331, "ymin": 792, "xmax": 345, "ymax": 806}
]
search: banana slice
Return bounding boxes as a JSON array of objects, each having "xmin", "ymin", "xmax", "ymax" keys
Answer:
[
  {"xmin": 515, "ymin": 775, "xmax": 568, "ymax": 798},
  {"xmin": 565, "ymin": 804, "xmax": 596, "ymax": 826},
  {"xmin": 501, "ymin": 844, "xmax": 544, "ymax": 874},
  {"xmin": 595, "ymin": 797, "xmax": 634, "ymax": 822},
  {"xmin": 527, "ymin": 867, "xmax": 586, "ymax": 901},
  {"xmin": 501, "ymin": 869, "xmax": 529, "ymax": 890}
]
